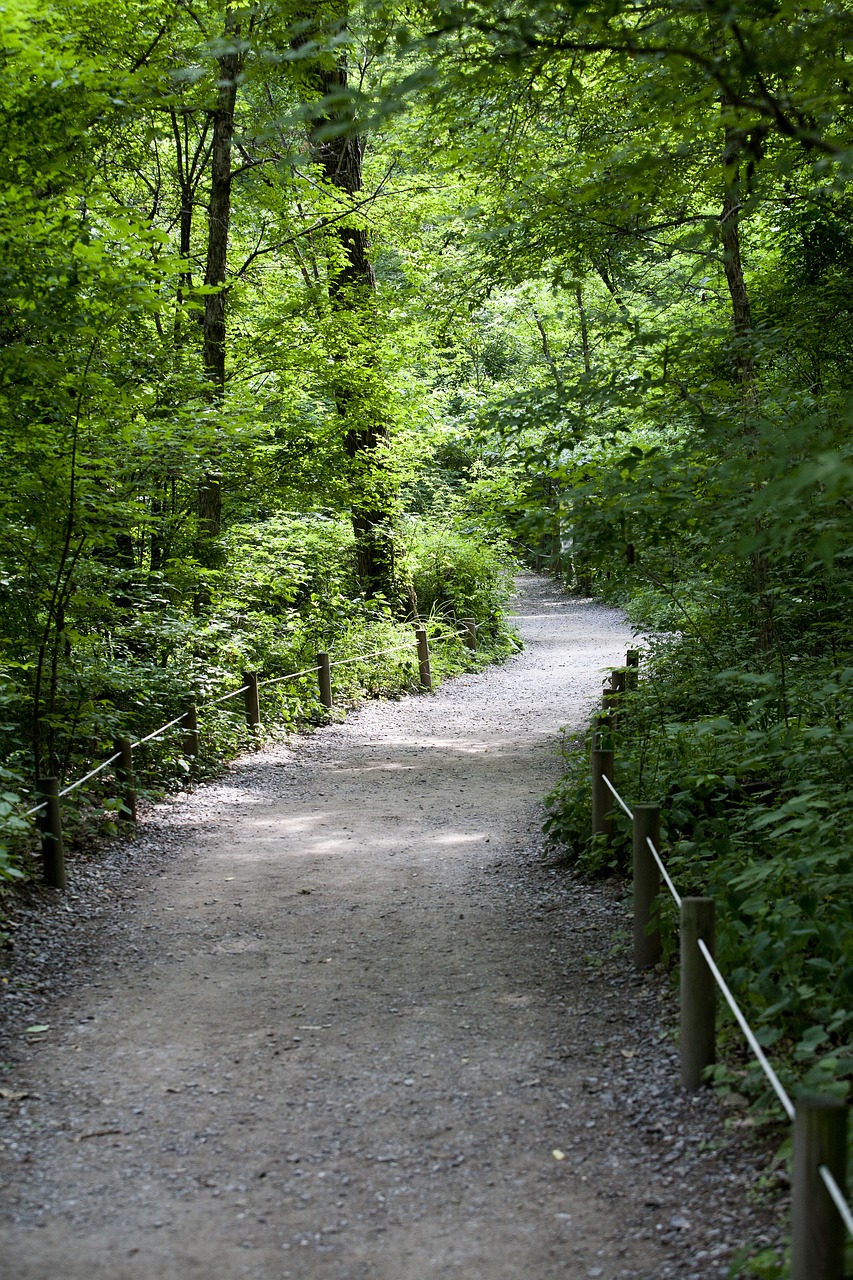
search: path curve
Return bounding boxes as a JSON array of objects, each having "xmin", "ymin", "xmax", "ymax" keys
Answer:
[{"xmin": 0, "ymin": 573, "xmax": 778, "ymax": 1278}]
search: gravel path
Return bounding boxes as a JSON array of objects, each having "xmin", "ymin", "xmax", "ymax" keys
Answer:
[{"xmin": 0, "ymin": 572, "xmax": 783, "ymax": 1278}]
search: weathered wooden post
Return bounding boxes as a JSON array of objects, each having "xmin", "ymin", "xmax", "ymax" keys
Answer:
[
  {"xmin": 317, "ymin": 652, "xmax": 332, "ymax": 710},
  {"xmin": 416, "ymin": 628, "xmax": 432, "ymax": 691},
  {"xmin": 36, "ymin": 777, "xmax": 65, "ymax": 890},
  {"xmin": 610, "ymin": 669, "xmax": 626, "ymax": 694},
  {"xmin": 462, "ymin": 617, "xmax": 478, "ymax": 651},
  {"xmin": 242, "ymin": 670, "xmax": 260, "ymax": 733},
  {"xmin": 183, "ymin": 701, "xmax": 199, "ymax": 764},
  {"xmin": 626, "ymin": 649, "xmax": 639, "ymax": 691},
  {"xmin": 602, "ymin": 687, "xmax": 621, "ymax": 731},
  {"xmin": 791, "ymin": 1096, "xmax": 847, "ymax": 1280},
  {"xmin": 113, "ymin": 736, "xmax": 137, "ymax": 822},
  {"xmin": 680, "ymin": 897, "xmax": 716, "ymax": 1090},
  {"xmin": 632, "ymin": 804, "xmax": 661, "ymax": 969},
  {"xmin": 590, "ymin": 736, "xmax": 614, "ymax": 842}
]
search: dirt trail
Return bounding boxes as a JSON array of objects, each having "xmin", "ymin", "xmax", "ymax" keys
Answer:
[{"xmin": 0, "ymin": 573, "xmax": 778, "ymax": 1279}]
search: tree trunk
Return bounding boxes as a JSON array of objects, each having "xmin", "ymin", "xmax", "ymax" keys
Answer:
[
  {"xmin": 170, "ymin": 108, "xmax": 211, "ymax": 346},
  {"xmin": 576, "ymin": 283, "xmax": 591, "ymax": 376},
  {"xmin": 530, "ymin": 306, "xmax": 563, "ymax": 392},
  {"xmin": 198, "ymin": 21, "xmax": 241, "ymax": 544},
  {"xmin": 719, "ymin": 118, "xmax": 774, "ymax": 654},
  {"xmin": 721, "ymin": 125, "xmax": 756, "ymax": 397},
  {"xmin": 296, "ymin": 9, "xmax": 395, "ymax": 598}
]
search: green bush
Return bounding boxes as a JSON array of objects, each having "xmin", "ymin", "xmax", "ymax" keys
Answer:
[
  {"xmin": 544, "ymin": 633, "xmax": 853, "ymax": 1111},
  {"xmin": 402, "ymin": 516, "xmax": 516, "ymax": 639}
]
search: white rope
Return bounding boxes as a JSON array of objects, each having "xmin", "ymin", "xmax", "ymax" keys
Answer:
[
  {"xmin": 819, "ymin": 1166, "xmax": 853, "ymax": 1238},
  {"xmin": 696, "ymin": 938, "xmax": 795, "ymax": 1121},
  {"xmin": 602, "ymin": 774, "xmax": 633, "ymax": 820},
  {"xmin": 646, "ymin": 836, "xmax": 683, "ymax": 909},
  {"xmin": 328, "ymin": 630, "xmax": 467, "ymax": 669},
  {"xmin": 206, "ymin": 684, "xmax": 251, "ymax": 706},
  {"xmin": 58, "ymin": 752, "xmax": 122, "ymax": 798},
  {"xmin": 329, "ymin": 643, "xmax": 415, "ymax": 668},
  {"xmin": 26, "ymin": 750, "xmax": 124, "ymax": 815},
  {"xmin": 130, "ymin": 713, "xmax": 187, "ymax": 749},
  {"xmin": 257, "ymin": 666, "xmax": 320, "ymax": 689}
]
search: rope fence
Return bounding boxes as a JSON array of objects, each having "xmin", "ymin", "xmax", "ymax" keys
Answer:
[
  {"xmin": 23, "ymin": 618, "xmax": 478, "ymax": 895},
  {"xmin": 130, "ymin": 713, "xmax": 189, "ymax": 750},
  {"xmin": 257, "ymin": 665, "xmax": 320, "ymax": 690},
  {"xmin": 25, "ymin": 746, "xmax": 124, "ymax": 815},
  {"xmin": 207, "ymin": 683, "xmax": 252, "ymax": 705},
  {"xmin": 593, "ymin": 653, "xmax": 851, "ymax": 1280},
  {"xmin": 645, "ymin": 834, "xmax": 682, "ymax": 909}
]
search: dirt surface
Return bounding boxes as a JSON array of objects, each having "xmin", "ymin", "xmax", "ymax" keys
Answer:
[{"xmin": 0, "ymin": 572, "xmax": 783, "ymax": 1278}]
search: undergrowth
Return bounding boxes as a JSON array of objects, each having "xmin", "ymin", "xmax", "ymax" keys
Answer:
[
  {"xmin": 544, "ymin": 631, "xmax": 853, "ymax": 1111},
  {"xmin": 544, "ymin": 626, "xmax": 853, "ymax": 1275}
]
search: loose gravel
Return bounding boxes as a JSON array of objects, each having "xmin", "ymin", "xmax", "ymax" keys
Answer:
[{"xmin": 0, "ymin": 572, "xmax": 786, "ymax": 1278}]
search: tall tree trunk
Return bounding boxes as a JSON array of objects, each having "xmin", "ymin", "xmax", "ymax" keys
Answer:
[
  {"xmin": 296, "ymin": 9, "xmax": 395, "ymax": 598},
  {"xmin": 170, "ymin": 108, "xmax": 211, "ymax": 346},
  {"xmin": 720, "ymin": 117, "xmax": 774, "ymax": 653},
  {"xmin": 530, "ymin": 306, "xmax": 563, "ymax": 392},
  {"xmin": 721, "ymin": 125, "xmax": 756, "ymax": 397},
  {"xmin": 575, "ymin": 284, "xmax": 591, "ymax": 376},
  {"xmin": 198, "ymin": 20, "xmax": 241, "ymax": 544}
]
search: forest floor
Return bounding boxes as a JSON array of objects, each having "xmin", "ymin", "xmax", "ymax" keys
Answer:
[{"xmin": 0, "ymin": 572, "xmax": 785, "ymax": 1279}]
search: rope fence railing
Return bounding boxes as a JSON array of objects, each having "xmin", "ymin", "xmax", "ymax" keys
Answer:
[
  {"xmin": 696, "ymin": 937, "xmax": 795, "ymax": 1122},
  {"xmin": 207, "ymin": 683, "xmax": 252, "ymax": 705},
  {"xmin": 645, "ymin": 834, "xmax": 682, "ymax": 910},
  {"xmin": 256, "ymin": 665, "xmax": 320, "ymax": 690},
  {"xmin": 130, "ymin": 713, "xmax": 190, "ymax": 750},
  {"xmin": 22, "ymin": 618, "xmax": 478, "ymax": 897},
  {"xmin": 25, "ymin": 747, "xmax": 126, "ymax": 818},
  {"xmin": 320, "ymin": 630, "xmax": 467, "ymax": 673},
  {"xmin": 320, "ymin": 643, "xmax": 416, "ymax": 669},
  {"xmin": 593, "ymin": 653, "xmax": 851, "ymax": 1280}
]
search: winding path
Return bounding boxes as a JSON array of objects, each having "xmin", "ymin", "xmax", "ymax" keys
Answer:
[{"xmin": 0, "ymin": 574, "xmax": 774, "ymax": 1278}]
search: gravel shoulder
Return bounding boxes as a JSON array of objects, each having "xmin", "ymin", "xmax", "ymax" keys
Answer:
[{"xmin": 0, "ymin": 572, "xmax": 784, "ymax": 1279}]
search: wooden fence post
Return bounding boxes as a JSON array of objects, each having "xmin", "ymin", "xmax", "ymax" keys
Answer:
[
  {"xmin": 113, "ymin": 737, "xmax": 136, "ymax": 822},
  {"xmin": 416, "ymin": 628, "xmax": 432, "ymax": 690},
  {"xmin": 626, "ymin": 649, "xmax": 639, "ymax": 690},
  {"xmin": 602, "ymin": 687, "xmax": 621, "ymax": 730},
  {"xmin": 791, "ymin": 1096, "xmax": 847, "ymax": 1280},
  {"xmin": 591, "ymin": 738, "xmax": 614, "ymax": 842},
  {"xmin": 317, "ymin": 652, "xmax": 332, "ymax": 710},
  {"xmin": 462, "ymin": 617, "xmax": 478, "ymax": 651},
  {"xmin": 183, "ymin": 701, "xmax": 199, "ymax": 764},
  {"xmin": 632, "ymin": 804, "xmax": 661, "ymax": 969},
  {"xmin": 242, "ymin": 670, "xmax": 260, "ymax": 733},
  {"xmin": 36, "ymin": 776, "xmax": 65, "ymax": 890},
  {"xmin": 680, "ymin": 897, "xmax": 716, "ymax": 1090}
]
